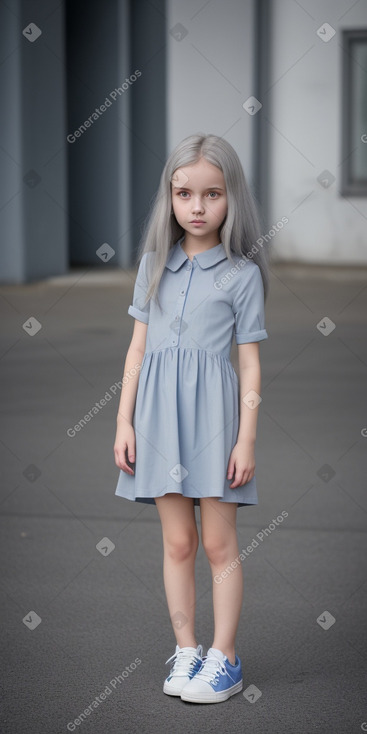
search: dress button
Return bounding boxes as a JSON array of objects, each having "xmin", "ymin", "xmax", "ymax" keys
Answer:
[
  {"xmin": 172, "ymin": 339, "xmax": 177, "ymax": 345},
  {"xmin": 180, "ymin": 290, "xmax": 185, "ymax": 295},
  {"xmin": 175, "ymin": 315, "xmax": 179, "ymax": 321},
  {"xmin": 186, "ymin": 262, "xmax": 192, "ymax": 270}
]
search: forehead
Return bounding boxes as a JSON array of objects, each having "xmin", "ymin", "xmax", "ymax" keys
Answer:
[{"xmin": 171, "ymin": 158, "xmax": 225, "ymax": 189}]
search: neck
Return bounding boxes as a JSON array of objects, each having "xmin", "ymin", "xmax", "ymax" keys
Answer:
[{"xmin": 181, "ymin": 233, "xmax": 221, "ymax": 254}]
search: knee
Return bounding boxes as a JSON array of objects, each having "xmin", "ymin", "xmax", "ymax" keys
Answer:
[
  {"xmin": 165, "ymin": 530, "xmax": 199, "ymax": 563},
  {"xmin": 202, "ymin": 534, "xmax": 233, "ymax": 567}
]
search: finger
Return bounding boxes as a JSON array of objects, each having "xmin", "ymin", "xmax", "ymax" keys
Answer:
[
  {"xmin": 227, "ymin": 458, "xmax": 235, "ymax": 480},
  {"xmin": 127, "ymin": 438, "xmax": 136, "ymax": 464},
  {"xmin": 229, "ymin": 469, "xmax": 247, "ymax": 488},
  {"xmin": 120, "ymin": 457, "xmax": 135, "ymax": 474},
  {"xmin": 114, "ymin": 446, "xmax": 134, "ymax": 474},
  {"xmin": 240, "ymin": 470, "xmax": 253, "ymax": 487},
  {"xmin": 229, "ymin": 470, "xmax": 239, "ymax": 488}
]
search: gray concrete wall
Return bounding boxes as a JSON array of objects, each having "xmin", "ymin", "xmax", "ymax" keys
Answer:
[
  {"xmin": 166, "ymin": 0, "xmax": 367, "ymax": 264},
  {"xmin": 268, "ymin": 0, "xmax": 367, "ymax": 264},
  {"xmin": 0, "ymin": 0, "xmax": 68, "ymax": 283},
  {"xmin": 0, "ymin": 0, "xmax": 24, "ymax": 282},
  {"xmin": 65, "ymin": 0, "xmax": 130, "ymax": 268},
  {"xmin": 65, "ymin": 0, "xmax": 166, "ymax": 269},
  {"xmin": 0, "ymin": 0, "xmax": 167, "ymax": 280},
  {"xmin": 129, "ymin": 0, "xmax": 167, "ymax": 261},
  {"xmin": 166, "ymin": 0, "xmax": 257, "ymax": 191}
]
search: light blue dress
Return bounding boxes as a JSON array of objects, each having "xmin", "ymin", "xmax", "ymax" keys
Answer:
[{"xmin": 115, "ymin": 237, "xmax": 268, "ymax": 507}]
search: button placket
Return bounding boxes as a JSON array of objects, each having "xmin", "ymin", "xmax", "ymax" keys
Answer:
[{"xmin": 171, "ymin": 260, "xmax": 194, "ymax": 347}]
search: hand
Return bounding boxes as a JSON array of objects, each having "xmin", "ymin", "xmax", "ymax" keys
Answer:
[
  {"xmin": 227, "ymin": 442, "xmax": 255, "ymax": 488},
  {"xmin": 114, "ymin": 419, "xmax": 136, "ymax": 475}
]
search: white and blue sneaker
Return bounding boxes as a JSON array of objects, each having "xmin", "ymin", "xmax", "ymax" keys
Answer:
[
  {"xmin": 180, "ymin": 647, "xmax": 243, "ymax": 703},
  {"xmin": 163, "ymin": 644, "xmax": 203, "ymax": 696}
]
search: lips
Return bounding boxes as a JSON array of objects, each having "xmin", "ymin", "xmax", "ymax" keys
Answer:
[{"xmin": 190, "ymin": 220, "xmax": 206, "ymax": 223}]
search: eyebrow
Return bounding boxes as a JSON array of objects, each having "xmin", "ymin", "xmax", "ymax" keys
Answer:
[{"xmin": 174, "ymin": 186, "xmax": 224, "ymax": 191}]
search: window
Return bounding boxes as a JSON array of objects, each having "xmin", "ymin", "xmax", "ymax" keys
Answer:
[{"xmin": 341, "ymin": 30, "xmax": 367, "ymax": 196}]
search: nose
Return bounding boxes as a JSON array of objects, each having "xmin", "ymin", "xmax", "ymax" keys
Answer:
[{"xmin": 191, "ymin": 196, "xmax": 204, "ymax": 214}]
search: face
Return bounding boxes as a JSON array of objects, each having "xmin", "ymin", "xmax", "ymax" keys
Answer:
[{"xmin": 171, "ymin": 157, "xmax": 227, "ymax": 243}]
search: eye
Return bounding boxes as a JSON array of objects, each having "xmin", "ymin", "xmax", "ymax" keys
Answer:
[
  {"xmin": 178, "ymin": 191, "xmax": 190, "ymax": 198},
  {"xmin": 208, "ymin": 191, "xmax": 219, "ymax": 198}
]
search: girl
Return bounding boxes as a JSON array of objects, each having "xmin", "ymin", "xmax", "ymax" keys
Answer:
[{"xmin": 114, "ymin": 134, "xmax": 269, "ymax": 704}]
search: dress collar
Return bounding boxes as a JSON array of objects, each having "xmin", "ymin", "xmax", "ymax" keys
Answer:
[{"xmin": 165, "ymin": 237, "xmax": 228, "ymax": 271}]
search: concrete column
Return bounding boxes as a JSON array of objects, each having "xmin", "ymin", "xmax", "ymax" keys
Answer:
[
  {"xmin": 0, "ymin": 0, "xmax": 68, "ymax": 283},
  {"xmin": 65, "ymin": 0, "xmax": 131, "ymax": 268}
]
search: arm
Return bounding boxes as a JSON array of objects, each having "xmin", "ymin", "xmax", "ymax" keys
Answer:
[
  {"xmin": 227, "ymin": 342, "xmax": 261, "ymax": 488},
  {"xmin": 114, "ymin": 319, "xmax": 148, "ymax": 474}
]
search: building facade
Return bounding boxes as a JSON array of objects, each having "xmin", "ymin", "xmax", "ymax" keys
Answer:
[{"xmin": 1, "ymin": 0, "xmax": 366, "ymax": 283}]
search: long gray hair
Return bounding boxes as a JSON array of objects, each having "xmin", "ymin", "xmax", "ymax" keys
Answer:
[{"xmin": 135, "ymin": 133, "xmax": 270, "ymax": 306}]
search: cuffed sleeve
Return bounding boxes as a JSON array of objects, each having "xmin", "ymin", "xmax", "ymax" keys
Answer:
[
  {"xmin": 128, "ymin": 253, "xmax": 150, "ymax": 324},
  {"xmin": 232, "ymin": 263, "xmax": 268, "ymax": 344}
]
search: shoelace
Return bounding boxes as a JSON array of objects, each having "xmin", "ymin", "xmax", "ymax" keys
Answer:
[
  {"xmin": 195, "ymin": 654, "xmax": 236, "ymax": 685},
  {"xmin": 165, "ymin": 648, "xmax": 202, "ymax": 677}
]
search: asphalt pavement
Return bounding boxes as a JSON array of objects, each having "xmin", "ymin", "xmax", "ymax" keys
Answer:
[{"xmin": 1, "ymin": 261, "xmax": 366, "ymax": 734}]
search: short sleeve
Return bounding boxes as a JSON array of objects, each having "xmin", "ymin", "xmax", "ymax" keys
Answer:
[
  {"xmin": 232, "ymin": 263, "xmax": 268, "ymax": 344},
  {"xmin": 127, "ymin": 253, "xmax": 150, "ymax": 324}
]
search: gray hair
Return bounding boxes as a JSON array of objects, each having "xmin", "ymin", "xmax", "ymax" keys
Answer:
[{"xmin": 135, "ymin": 133, "xmax": 270, "ymax": 307}]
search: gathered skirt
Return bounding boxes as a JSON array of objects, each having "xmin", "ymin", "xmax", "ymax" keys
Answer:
[{"xmin": 115, "ymin": 347, "xmax": 259, "ymax": 507}]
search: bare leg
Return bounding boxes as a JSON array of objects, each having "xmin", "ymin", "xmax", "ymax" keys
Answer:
[
  {"xmin": 200, "ymin": 498, "xmax": 243, "ymax": 665},
  {"xmin": 155, "ymin": 494, "xmax": 199, "ymax": 648}
]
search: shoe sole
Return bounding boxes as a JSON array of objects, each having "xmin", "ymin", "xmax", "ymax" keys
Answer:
[
  {"xmin": 163, "ymin": 681, "xmax": 186, "ymax": 696},
  {"xmin": 181, "ymin": 679, "xmax": 243, "ymax": 703}
]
